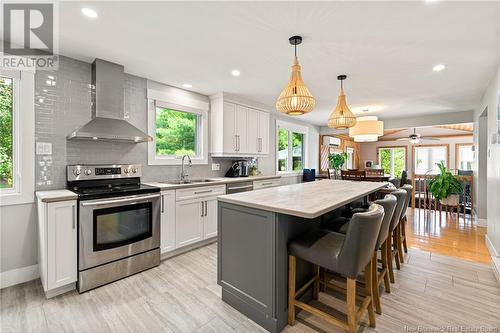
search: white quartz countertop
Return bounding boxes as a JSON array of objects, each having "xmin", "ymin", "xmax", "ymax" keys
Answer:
[
  {"xmin": 143, "ymin": 175, "xmax": 281, "ymax": 190},
  {"xmin": 217, "ymin": 179, "xmax": 388, "ymax": 219},
  {"xmin": 36, "ymin": 190, "xmax": 78, "ymax": 203}
]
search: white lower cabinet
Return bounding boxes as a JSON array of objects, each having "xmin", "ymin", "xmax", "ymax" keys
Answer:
[
  {"xmin": 175, "ymin": 198, "xmax": 205, "ymax": 248},
  {"xmin": 175, "ymin": 185, "xmax": 225, "ymax": 250},
  {"xmin": 160, "ymin": 190, "xmax": 176, "ymax": 254},
  {"xmin": 253, "ymin": 178, "xmax": 282, "ymax": 190},
  {"xmin": 37, "ymin": 199, "xmax": 77, "ymax": 298},
  {"xmin": 203, "ymin": 197, "xmax": 218, "ymax": 239}
]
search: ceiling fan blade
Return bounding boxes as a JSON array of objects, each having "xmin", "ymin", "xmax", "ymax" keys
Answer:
[
  {"xmin": 396, "ymin": 138, "xmax": 409, "ymax": 141},
  {"xmin": 421, "ymin": 137, "xmax": 440, "ymax": 141}
]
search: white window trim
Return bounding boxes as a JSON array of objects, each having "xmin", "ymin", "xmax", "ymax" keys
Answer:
[
  {"xmin": 276, "ymin": 120, "xmax": 309, "ymax": 174},
  {"xmin": 0, "ymin": 68, "xmax": 35, "ymax": 206},
  {"xmin": 147, "ymin": 99, "xmax": 208, "ymax": 165}
]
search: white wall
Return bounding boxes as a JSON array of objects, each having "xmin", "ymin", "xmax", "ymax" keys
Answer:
[
  {"xmin": 359, "ymin": 136, "xmax": 473, "ymax": 176},
  {"xmin": 473, "ymin": 64, "xmax": 500, "ymax": 257}
]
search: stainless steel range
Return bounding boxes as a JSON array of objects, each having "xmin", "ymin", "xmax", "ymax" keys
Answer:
[{"xmin": 67, "ymin": 164, "xmax": 160, "ymax": 293}]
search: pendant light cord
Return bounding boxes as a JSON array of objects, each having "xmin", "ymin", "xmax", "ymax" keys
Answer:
[{"xmin": 294, "ymin": 43, "xmax": 297, "ymax": 57}]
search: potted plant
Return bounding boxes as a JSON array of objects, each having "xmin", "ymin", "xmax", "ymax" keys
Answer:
[
  {"xmin": 328, "ymin": 152, "xmax": 347, "ymax": 179},
  {"xmin": 427, "ymin": 162, "xmax": 462, "ymax": 206},
  {"xmin": 249, "ymin": 165, "xmax": 259, "ymax": 176}
]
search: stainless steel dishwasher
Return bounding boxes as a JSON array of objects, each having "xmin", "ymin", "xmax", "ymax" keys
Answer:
[{"xmin": 226, "ymin": 181, "xmax": 254, "ymax": 194}]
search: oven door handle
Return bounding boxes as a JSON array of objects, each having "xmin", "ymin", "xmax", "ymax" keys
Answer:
[{"xmin": 81, "ymin": 193, "xmax": 160, "ymax": 207}]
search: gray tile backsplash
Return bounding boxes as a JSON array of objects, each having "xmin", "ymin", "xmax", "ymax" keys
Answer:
[{"xmin": 35, "ymin": 56, "xmax": 233, "ymax": 190}]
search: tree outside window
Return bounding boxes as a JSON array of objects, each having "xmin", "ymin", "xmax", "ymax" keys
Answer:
[
  {"xmin": 277, "ymin": 124, "xmax": 306, "ymax": 173},
  {"xmin": 378, "ymin": 147, "xmax": 405, "ymax": 178},
  {"xmin": 0, "ymin": 77, "xmax": 13, "ymax": 189},
  {"xmin": 155, "ymin": 107, "xmax": 199, "ymax": 157}
]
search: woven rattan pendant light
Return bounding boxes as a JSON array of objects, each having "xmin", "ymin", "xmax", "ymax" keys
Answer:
[
  {"xmin": 276, "ymin": 36, "xmax": 315, "ymax": 116},
  {"xmin": 327, "ymin": 75, "xmax": 357, "ymax": 129}
]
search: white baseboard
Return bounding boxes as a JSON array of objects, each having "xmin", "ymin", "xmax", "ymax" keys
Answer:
[
  {"xmin": 0, "ymin": 264, "xmax": 39, "ymax": 289},
  {"xmin": 485, "ymin": 234, "xmax": 500, "ymax": 285},
  {"xmin": 486, "ymin": 234, "xmax": 499, "ymax": 257},
  {"xmin": 476, "ymin": 218, "xmax": 487, "ymax": 227}
]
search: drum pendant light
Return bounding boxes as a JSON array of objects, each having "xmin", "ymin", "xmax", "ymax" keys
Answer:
[
  {"xmin": 349, "ymin": 116, "xmax": 384, "ymax": 142},
  {"xmin": 327, "ymin": 75, "xmax": 357, "ymax": 129},
  {"xmin": 276, "ymin": 36, "xmax": 315, "ymax": 116}
]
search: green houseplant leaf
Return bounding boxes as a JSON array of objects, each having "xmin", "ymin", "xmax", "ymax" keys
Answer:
[
  {"xmin": 328, "ymin": 152, "xmax": 347, "ymax": 171},
  {"xmin": 427, "ymin": 162, "xmax": 462, "ymax": 202}
]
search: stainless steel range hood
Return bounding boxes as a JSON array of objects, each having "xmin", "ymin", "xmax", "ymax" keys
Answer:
[{"xmin": 67, "ymin": 59, "xmax": 152, "ymax": 143}]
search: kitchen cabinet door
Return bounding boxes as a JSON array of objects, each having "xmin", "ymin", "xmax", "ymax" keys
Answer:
[
  {"xmin": 235, "ymin": 104, "xmax": 248, "ymax": 153},
  {"xmin": 160, "ymin": 190, "xmax": 176, "ymax": 254},
  {"xmin": 175, "ymin": 199, "xmax": 204, "ymax": 248},
  {"xmin": 247, "ymin": 108, "xmax": 260, "ymax": 154},
  {"xmin": 203, "ymin": 197, "xmax": 218, "ymax": 239},
  {"xmin": 47, "ymin": 201, "xmax": 77, "ymax": 290},
  {"xmin": 258, "ymin": 111, "xmax": 270, "ymax": 155},
  {"xmin": 223, "ymin": 102, "xmax": 237, "ymax": 153}
]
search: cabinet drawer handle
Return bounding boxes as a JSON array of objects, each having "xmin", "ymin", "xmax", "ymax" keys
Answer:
[
  {"xmin": 72, "ymin": 205, "xmax": 76, "ymax": 229},
  {"xmin": 261, "ymin": 182, "xmax": 273, "ymax": 186},
  {"xmin": 161, "ymin": 195, "xmax": 165, "ymax": 213},
  {"xmin": 194, "ymin": 189, "xmax": 213, "ymax": 194},
  {"xmin": 204, "ymin": 200, "xmax": 208, "ymax": 216},
  {"xmin": 201, "ymin": 201, "xmax": 204, "ymax": 217}
]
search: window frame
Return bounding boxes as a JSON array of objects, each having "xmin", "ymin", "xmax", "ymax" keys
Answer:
[
  {"xmin": 0, "ymin": 67, "xmax": 35, "ymax": 206},
  {"xmin": 147, "ymin": 100, "xmax": 208, "ymax": 165},
  {"xmin": 455, "ymin": 143, "xmax": 474, "ymax": 171},
  {"xmin": 412, "ymin": 144, "xmax": 450, "ymax": 175},
  {"xmin": 376, "ymin": 145, "xmax": 408, "ymax": 178},
  {"xmin": 276, "ymin": 120, "xmax": 308, "ymax": 174}
]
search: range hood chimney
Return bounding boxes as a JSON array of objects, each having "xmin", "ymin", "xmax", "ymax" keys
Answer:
[{"xmin": 67, "ymin": 59, "xmax": 152, "ymax": 143}]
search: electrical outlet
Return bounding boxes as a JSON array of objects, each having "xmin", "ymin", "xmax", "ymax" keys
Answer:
[
  {"xmin": 212, "ymin": 163, "xmax": 220, "ymax": 171},
  {"xmin": 36, "ymin": 142, "xmax": 52, "ymax": 155}
]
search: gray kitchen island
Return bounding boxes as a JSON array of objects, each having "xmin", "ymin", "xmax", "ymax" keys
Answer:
[{"xmin": 217, "ymin": 180, "xmax": 388, "ymax": 333}]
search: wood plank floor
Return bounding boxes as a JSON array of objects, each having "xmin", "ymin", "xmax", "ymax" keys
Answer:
[
  {"xmin": 407, "ymin": 208, "xmax": 490, "ymax": 264},
  {"xmin": 1, "ymin": 243, "xmax": 499, "ymax": 333}
]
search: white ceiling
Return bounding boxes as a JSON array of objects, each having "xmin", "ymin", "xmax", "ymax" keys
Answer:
[{"xmin": 57, "ymin": 1, "xmax": 500, "ymax": 126}]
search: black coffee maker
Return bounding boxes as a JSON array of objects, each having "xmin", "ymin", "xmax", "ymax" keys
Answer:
[{"xmin": 225, "ymin": 160, "xmax": 250, "ymax": 177}]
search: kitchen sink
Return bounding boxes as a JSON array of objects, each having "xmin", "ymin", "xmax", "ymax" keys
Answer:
[{"xmin": 164, "ymin": 179, "xmax": 218, "ymax": 185}]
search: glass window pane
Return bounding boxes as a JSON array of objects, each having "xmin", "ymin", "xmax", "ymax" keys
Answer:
[
  {"xmin": 155, "ymin": 108, "xmax": 198, "ymax": 157},
  {"xmin": 0, "ymin": 76, "xmax": 13, "ymax": 189},
  {"xmin": 379, "ymin": 148, "xmax": 392, "ymax": 175},
  {"xmin": 292, "ymin": 132, "xmax": 303, "ymax": 171},
  {"xmin": 458, "ymin": 145, "xmax": 473, "ymax": 170},
  {"xmin": 278, "ymin": 129, "xmax": 289, "ymax": 171},
  {"xmin": 393, "ymin": 148, "xmax": 406, "ymax": 178},
  {"xmin": 379, "ymin": 147, "xmax": 406, "ymax": 178},
  {"xmin": 415, "ymin": 146, "xmax": 447, "ymax": 174}
]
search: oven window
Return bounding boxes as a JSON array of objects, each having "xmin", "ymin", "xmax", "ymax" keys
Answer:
[{"xmin": 93, "ymin": 202, "xmax": 152, "ymax": 251}]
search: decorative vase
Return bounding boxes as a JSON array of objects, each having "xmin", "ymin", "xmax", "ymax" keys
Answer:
[{"xmin": 440, "ymin": 194, "xmax": 459, "ymax": 206}]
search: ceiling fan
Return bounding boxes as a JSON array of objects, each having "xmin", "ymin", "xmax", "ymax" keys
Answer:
[{"xmin": 396, "ymin": 128, "xmax": 440, "ymax": 144}]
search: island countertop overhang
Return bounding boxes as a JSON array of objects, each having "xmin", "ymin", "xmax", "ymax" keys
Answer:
[{"xmin": 217, "ymin": 179, "xmax": 388, "ymax": 219}]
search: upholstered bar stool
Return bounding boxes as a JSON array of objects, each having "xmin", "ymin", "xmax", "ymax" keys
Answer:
[
  {"xmin": 399, "ymin": 184, "xmax": 413, "ymax": 257},
  {"xmin": 288, "ymin": 204, "xmax": 384, "ymax": 333},
  {"xmin": 322, "ymin": 194, "xmax": 397, "ymax": 315},
  {"xmin": 370, "ymin": 194, "xmax": 397, "ymax": 314},
  {"xmin": 387, "ymin": 189, "xmax": 407, "ymax": 282}
]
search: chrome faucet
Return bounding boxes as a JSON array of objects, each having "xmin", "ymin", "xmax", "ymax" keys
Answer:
[{"xmin": 180, "ymin": 155, "xmax": 192, "ymax": 181}]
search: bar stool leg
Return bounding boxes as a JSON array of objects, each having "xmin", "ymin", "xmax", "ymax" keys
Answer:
[
  {"xmin": 347, "ymin": 278, "xmax": 357, "ymax": 333},
  {"xmin": 371, "ymin": 254, "xmax": 382, "ymax": 314},
  {"xmin": 381, "ymin": 241, "xmax": 391, "ymax": 292},
  {"xmin": 363, "ymin": 261, "xmax": 376, "ymax": 328},
  {"xmin": 392, "ymin": 230, "xmax": 401, "ymax": 270},
  {"xmin": 288, "ymin": 255, "xmax": 296, "ymax": 325},
  {"xmin": 397, "ymin": 224, "xmax": 404, "ymax": 264},
  {"xmin": 386, "ymin": 234, "xmax": 395, "ymax": 283},
  {"xmin": 402, "ymin": 216, "xmax": 408, "ymax": 253},
  {"xmin": 313, "ymin": 265, "xmax": 320, "ymax": 300}
]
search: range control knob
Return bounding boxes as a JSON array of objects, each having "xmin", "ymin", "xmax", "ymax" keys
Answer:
[
  {"xmin": 73, "ymin": 169, "xmax": 81, "ymax": 176},
  {"xmin": 84, "ymin": 169, "xmax": 92, "ymax": 176},
  {"xmin": 124, "ymin": 168, "xmax": 131, "ymax": 174},
  {"xmin": 131, "ymin": 167, "xmax": 138, "ymax": 174}
]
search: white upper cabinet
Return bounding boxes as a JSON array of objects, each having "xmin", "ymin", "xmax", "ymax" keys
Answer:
[{"xmin": 210, "ymin": 93, "xmax": 270, "ymax": 157}]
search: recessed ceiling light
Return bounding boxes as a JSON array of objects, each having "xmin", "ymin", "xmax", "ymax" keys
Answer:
[
  {"xmin": 182, "ymin": 83, "xmax": 192, "ymax": 89},
  {"xmin": 433, "ymin": 64, "xmax": 446, "ymax": 72},
  {"xmin": 231, "ymin": 69, "xmax": 241, "ymax": 77},
  {"xmin": 81, "ymin": 8, "xmax": 98, "ymax": 19}
]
